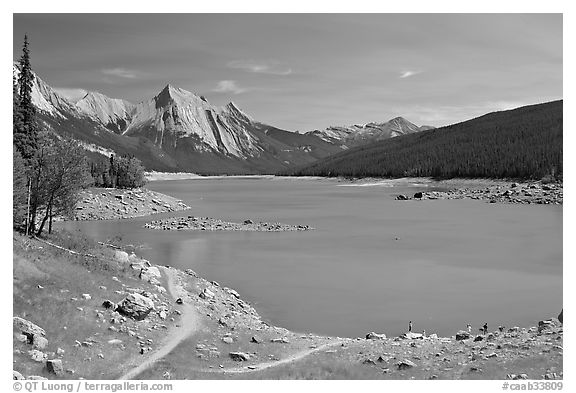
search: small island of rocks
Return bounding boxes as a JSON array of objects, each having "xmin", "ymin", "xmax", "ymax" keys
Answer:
[{"xmin": 144, "ymin": 216, "xmax": 313, "ymax": 232}]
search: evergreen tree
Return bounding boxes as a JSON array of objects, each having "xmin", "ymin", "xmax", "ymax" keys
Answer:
[{"xmin": 14, "ymin": 34, "xmax": 39, "ymax": 160}]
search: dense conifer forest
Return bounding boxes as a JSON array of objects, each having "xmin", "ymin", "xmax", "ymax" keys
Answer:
[{"xmin": 285, "ymin": 101, "xmax": 562, "ymax": 180}]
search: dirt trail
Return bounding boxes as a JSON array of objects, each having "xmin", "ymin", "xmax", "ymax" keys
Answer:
[
  {"xmin": 119, "ymin": 268, "xmax": 201, "ymax": 380},
  {"xmin": 193, "ymin": 340, "xmax": 346, "ymax": 375}
]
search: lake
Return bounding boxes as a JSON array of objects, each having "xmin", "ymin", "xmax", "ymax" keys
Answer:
[{"xmin": 63, "ymin": 177, "xmax": 563, "ymax": 338}]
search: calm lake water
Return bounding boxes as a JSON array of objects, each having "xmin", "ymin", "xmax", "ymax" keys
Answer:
[{"xmin": 63, "ymin": 177, "xmax": 563, "ymax": 337}]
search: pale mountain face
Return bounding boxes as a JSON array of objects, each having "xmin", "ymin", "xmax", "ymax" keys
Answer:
[
  {"xmin": 123, "ymin": 84, "xmax": 262, "ymax": 158},
  {"xmin": 13, "ymin": 64, "xmax": 83, "ymax": 120},
  {"xmin": 306, "ymin": 117, "xmax": 433, "ymax": 148},
  {"xmin": 76, "ymin": 92, "xmax": 135, "ymax": 133}
]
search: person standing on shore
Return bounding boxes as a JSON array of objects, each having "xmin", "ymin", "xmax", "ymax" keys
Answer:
[
  {"xmin": 409, "ymin": 321, "xmax": 413, "ymax": 332},
  {"xmin": 483, "ymin": 322, "xmax": 488, "ymax": 335},
  {"xmin": 467, "ymin": 324, "xmax": 472, "ymax": 334}
]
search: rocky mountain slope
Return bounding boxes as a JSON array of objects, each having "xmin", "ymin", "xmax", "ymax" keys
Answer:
[
  {"xmin": 306, "ymin": 117, "xmax": 434, "ymax": 149},
  {"xmin": 15, "ymin": 64, "xmax": 432, "ymax": 174}
]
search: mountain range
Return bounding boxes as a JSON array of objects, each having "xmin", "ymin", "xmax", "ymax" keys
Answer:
[{"xmin": 13, "ymin": 64, "xmax": 432, "ymax": 174}]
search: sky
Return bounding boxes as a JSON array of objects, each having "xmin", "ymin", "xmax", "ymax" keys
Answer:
[{"xmin": 13, "ymin": 13, "xmax": 562, "ymax": 132}]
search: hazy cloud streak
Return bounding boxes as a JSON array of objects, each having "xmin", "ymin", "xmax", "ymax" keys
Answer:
[
  {"xmin": 213, "ymin": 80, "xmax": 247, "ymax": 95},
  {"xmin": 400, "ymin": 70, "xmax": 422, "ymax": 79},
  {"xmin": 228, "ymin": 60, "xmax": 293, "ymax": 76},
  {"xmin": 101, "ymin": 68, "xmax": 140, "ymax": 79}
]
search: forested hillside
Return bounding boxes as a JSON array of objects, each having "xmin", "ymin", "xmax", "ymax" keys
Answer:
[{"xmin": 285, "ymin": 101, "xmax": 563, "ymax": 180}]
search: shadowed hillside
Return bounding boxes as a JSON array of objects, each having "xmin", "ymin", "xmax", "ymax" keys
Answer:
[{"xmin": 285, "ymin": 101, "xmax": 563, "ymax": 180}]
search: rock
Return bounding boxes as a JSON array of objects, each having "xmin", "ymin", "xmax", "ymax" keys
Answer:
[
  {"xmin": 33, "ymin": 336, "xmax": 48, "ymax": 350},
  {"xmin": 117, "ymin": 293, "xmax": 155, "ymax": 321},
  {"xmin": 538, "ymin": 319, "xmax": 556, "ymax": 333},
  {"xmin": 403, "ymin": 332, "xmax": 423, "ymax": 340},
  {"xmin": 184, "ymin": 269, "xmax": 198, "ymax": 277},
  {"xmin": 28, "ymin": 350, "xmax": 47, "ymax": 362},
  {"xmin": 558, "ymin": 309, "xmax": 563, "ymax": 323},
  {"xmin": 397, "ymin": 359, "xmax": 417, "ymax": 370},
  {"xmin": 176, "ymin": 298, "xmax": 183, "ymax": 305},
  {"xmin": 270, "ymin": 337, "xmax": 290, "ymax": 344},
  {"xmin": 507, "ymin": 373, "xmax": 528, "ymax": 380},
  {"xmin": 199, "ymin": 288, "xmax": 215, "ymax": 299},
  {"xmin": 251, "ymin": 336, "xmax": 262, "ymax": 344},
  {"xmin": 486, "ymin": 352, "xmax": 498, "ymax": 358},
  {"xmin": 108, "ymin": 339, "xmax": 123, "ymax": 345},
  {"xmin": 366, "ymin": 332, "xmax": 387, "ymax": 340},
  {"xmin": 140, "ymin": 266, "xmax": 162, "ymax": 283},
  {"xmin": 363, "ymin": 359, "xmax": 376, "ymax": 365},
  {"xmin": 456, "ymin": 331, "xmax": 471, "ymax": 341},
  {"xmin": 229, "ymin": 352, "xmax": 251, "ymax": 361},
  {"xmin": 56, "ymin": 348, "xmax": 65, "ymax": 356},
  {"xmin": 473, "ymin": 335, "xmax": 484, "ymax": 342},
  {"xmin": 82, "ymin": 294, "xmax": 92, "ymax": 300},
  {"xmin": 13, "ymin": 370, "xmax": 24, "ymax": 380},
  {"xmin": 102, "ymin": 300, "xmax": 116, "ymax": 310},
  {"xmin": 13, "ymin": 317, "xmax": 45, "ymax": 337},
  {"xmin": 244, "ymin": 219, "xmax": 254, "ymax": 225},
  {"xmin": 221, "ymin": 336, "xmax": 234, "ymax": 344},
  {"xmin": 27, "ymin": 376, "xmax": 48, "ymax": 380},
  {"xmin": 396, "ymin": 194, "xmax": 409, "ymax": 200},
  {"xmin": 413, "ymin": 192, "xmax": 424, "ymax": 199},
  {"xmin": 114, "ymin": 251, "xmax": 129, "ymax": 264},
  {"xmin": 46, "ymin": 359, "xmax": 64, "ymax": 375},
  {"xmin": 225, "ymin": 288, "xmax": 240, "ymax": 299}
]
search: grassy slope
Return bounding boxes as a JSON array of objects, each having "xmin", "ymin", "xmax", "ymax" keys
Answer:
[
  {"xmin": 286, "ymin": 101, "xmax": 563, "ymax": 180},
  {"xmin": 13, "ymin": 230, "xmax": 180, "ymax": 380}
]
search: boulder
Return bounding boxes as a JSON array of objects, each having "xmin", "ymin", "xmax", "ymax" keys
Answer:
[
  {"xmin": 413, "ymin": 192, "xmax": 424, "ymax": 199},
  {"xmin": 229, "ymin": 352, "xmax": 251, "ymax": 361},
  {"xmin": 221, "ymin": 336, "xmax": 234, "ymax": 344},
  {"xmin": 46, "ymin": 359, "xmax": 64, "ymax": 375},
  {"xmin": 473, "ymin": 335, "xmax": 484, "ymax": 342},
  {"xmin": 28, "ymin": 350, "xmax": 47, "ymax": 362},
  {"xmin": 404, "ymin": 332, "xmax": 423, "ymax": 340},
  {"xmin": 13, "ymin": 317, "xmax": 45, "ymax": 337},
  {"xmin": 538, "ymin": 319, "xmax": 556, "ymax": 333},
  {"xmin": 32, "ymin": 336, "xmax": 49, "ymax": 350},
  {"xmin": 114, "ymin": 251, "xmax": 129, "ymax": 264},
  {"xmin": 366, "ymin": 332, "xmax": 387, "ymax": 340},
  {"xmin": 397, "ymin": 359, "xmax": 417, "ymax": 370},
  {"xmin": 396, "ymin": 194, "xmax": 409, "ymax": 201},
  {"xmin": 456, "ymin": 331, "xmax": 471, "ymax": 341},
  {"xmin": 102, "ymin": 300, "xmax": 117, "ymax": 310},
  {"xmin": 117, "ymin": 293, "xmax": 155, "ymax": 321},
  {"xmin": 13, "ymin": 370, "xmax": 24, "ymax": 380},
  {"xmin": 139, "ymin": 266, "xmax": 162, "ymax": 283},
  {"xmin": 199, "ymin": 288, "xmax": 215, "ymax": 299},
  {"xmin": 251, "ymin": 336, "xmax": 262, "ymax": 344},
  {"xmin": 225, "ymin": 288, "xmax": 240, "ymax": 299}
]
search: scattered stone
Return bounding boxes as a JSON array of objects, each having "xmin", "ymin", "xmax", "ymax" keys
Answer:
[
  {"xmin": 366, "ymin": 332, "xmax": 387, "ymax": 340},
  {"xmin": 229, "ymin": 352, "xmax": 251, "ymax": 361},
  {"xmin": 456, "ymin": 331, "xmax": 471, "ymax": 341},
  {"xmin": 200, "ymin": 288, "xmax": 215, "ymax": 300},
  {"xmin": 221, "ymin": 336, "xmax": 234, "ymax": 344},
  {"xmin": 29, "ymin": 350, "xmax": 47, "ymax": 362},
  {"xmin": 397, "ymin": 359, "xmax": 417, "ymax": 370}
]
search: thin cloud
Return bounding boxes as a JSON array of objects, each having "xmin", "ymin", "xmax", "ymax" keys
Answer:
[
  {"xmin": 54, "ymin": 87, "xmax": 88, "ymax": 102},
  {"xmin": 213, "ymin": 80, "xmax": 247, "ymax": 95},
  {"xmin": 399, "ymin": 70, "xmax": 422, "ymax": 79},
  {"xmin": 228, "ymin": 60, "xmax": 292, "ymax": 76},
  {"xmin": 101, "ymin": 68, "xmax": 140, "ymax": 79}
]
